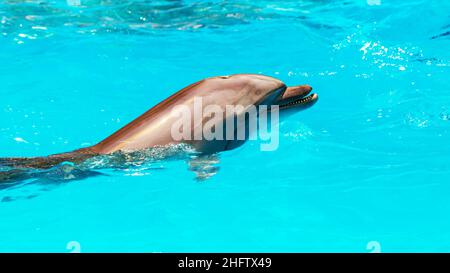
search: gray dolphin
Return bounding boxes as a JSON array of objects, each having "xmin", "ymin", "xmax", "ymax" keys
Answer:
[{"xmin": 0, "ymin": 74, "xmax": 318, "ymax": 170}]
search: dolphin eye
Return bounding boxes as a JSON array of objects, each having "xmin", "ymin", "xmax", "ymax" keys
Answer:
[{"xmin": 218, "ymin": 75, "xmax": 230, "ymax": 79}]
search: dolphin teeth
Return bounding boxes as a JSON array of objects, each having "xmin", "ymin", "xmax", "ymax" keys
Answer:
[{"xmin": 280, "ymin": 94, "xmax": 314, "ymax": 108}]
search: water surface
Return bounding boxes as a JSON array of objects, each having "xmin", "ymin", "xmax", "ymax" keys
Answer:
[{"xmin": 0, "ymin": 0, "xmax": 450, "ymax": 252}]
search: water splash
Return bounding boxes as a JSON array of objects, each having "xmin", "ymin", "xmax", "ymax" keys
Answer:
[{"xmin": 0, "ymin": 143, "xmax": 197, "ymax": 191}]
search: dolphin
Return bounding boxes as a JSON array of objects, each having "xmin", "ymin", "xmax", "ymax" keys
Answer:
[{"xmin": 0, "ymin": 74, "xmax": 318, "ymax": 170}]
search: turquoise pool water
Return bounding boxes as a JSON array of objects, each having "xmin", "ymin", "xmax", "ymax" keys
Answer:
[{"xmin": 1, "ymin": 0, "xmax": 450, "ymax": 252}]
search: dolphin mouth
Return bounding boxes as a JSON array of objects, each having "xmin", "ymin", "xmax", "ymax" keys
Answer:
[{"xmin": 277, "ymin": 85, "xmax": 318, "ymax": 110}]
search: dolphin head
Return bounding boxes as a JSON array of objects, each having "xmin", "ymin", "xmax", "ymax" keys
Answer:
[
  {"xmin": 212, "ymin": 74, "xmax": 318, "ymax": 112},
  {"xmin": 189, "ymin": 74, "xmax": 318, "ymax": 152}
]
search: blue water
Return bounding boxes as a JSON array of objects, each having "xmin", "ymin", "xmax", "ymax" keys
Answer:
[{"xmin": 1, "ymin": 0, "xmax": 450, "ymax": 252}]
